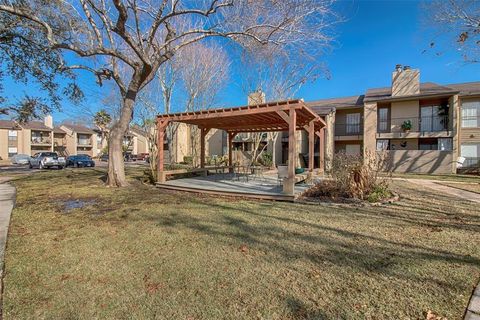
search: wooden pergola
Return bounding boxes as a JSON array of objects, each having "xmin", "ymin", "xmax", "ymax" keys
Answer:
[{"xmin": 156, "ymin": 99, "xmax": 326, "ymax": 195}]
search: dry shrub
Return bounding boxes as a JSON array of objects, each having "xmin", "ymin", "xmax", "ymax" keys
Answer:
[{"xmin": 305, "ymin": 151, "xmax": 392, "ymax": 202}]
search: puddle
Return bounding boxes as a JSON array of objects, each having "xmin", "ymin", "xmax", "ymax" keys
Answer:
[{"xmin": 62, "ymin": 199, "xmax": 97, "ymax": 213}]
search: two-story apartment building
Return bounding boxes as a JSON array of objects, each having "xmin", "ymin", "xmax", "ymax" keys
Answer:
[
  {"xmin": 0, "ymin": 115, "xmax": 57, "ymax": 159},
  {"xmin": 307, "ymin": 65, "xmax": 480, "ymax": 174}
]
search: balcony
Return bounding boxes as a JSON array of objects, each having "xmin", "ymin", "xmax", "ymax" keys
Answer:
[
  {"xmin": 377, "ymin": 115, "xmax": 450, "ymax": 137},
  {"xmin": 31, "ymin": 137, "xmax": 51, "ymax": 145},
  {"xmin": 77, "ymin": 139, "xmax": 92, "ymax": 146},
  {"xmin": 335, "ymin": 123, "xmax": 363, "ymax": 139}
]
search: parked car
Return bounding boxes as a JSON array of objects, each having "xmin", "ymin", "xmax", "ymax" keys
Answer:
[
  {"xmin": 66, "ymin": 155, "xmax": 95, "ymax": 168},
  {"xmin": 124, "ymin": 152, "xmax": 137, "ymax": 162},
  {"xmin": 137, "ymin": 153, "xmax": 150, "ymax": 161},
  {"xmin": 100, "ymin": 153, "xmax": 109, "ymax": 162},
  {"xmin": 29, "ymin": 152, "xmax": 66, "ymax": 169},
  {"xmin": 10, "ymin": 154, "xmax": 30, "ymax": 165}
]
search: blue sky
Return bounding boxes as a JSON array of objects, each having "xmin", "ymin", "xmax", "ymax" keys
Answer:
[{"xmin": 4, "ymin": 0, "xmax": 480, "ymax": 123}]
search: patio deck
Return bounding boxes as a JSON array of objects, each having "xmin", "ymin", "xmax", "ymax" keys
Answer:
[{"xmin": 156, "ymin": 173, "xmax": 312, "ymax": 201}]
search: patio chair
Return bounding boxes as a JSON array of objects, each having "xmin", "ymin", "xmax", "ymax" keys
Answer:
[{"xmin": 277, "ymin": 165, "xmax": 288, "ymax": 186}]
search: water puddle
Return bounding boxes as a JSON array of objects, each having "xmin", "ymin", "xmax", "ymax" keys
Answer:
[{"xmin": 62, "ymin": 199, "xmax": 97, "ymax": 213}]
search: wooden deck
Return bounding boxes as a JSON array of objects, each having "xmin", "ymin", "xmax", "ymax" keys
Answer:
[{"xmin": 156, "ymin": 173, "xmax": 312, "ymax": 201}]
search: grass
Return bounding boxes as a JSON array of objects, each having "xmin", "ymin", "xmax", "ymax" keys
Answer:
[{"xmin": 3, "ymin": 168, "xmax": 480, "ymax": 319}]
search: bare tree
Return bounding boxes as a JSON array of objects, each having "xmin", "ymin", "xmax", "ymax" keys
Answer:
[
  {"xmin": 239, "ymin": 45, "xmax": 329, "ymax": 165},
  {"xmin": 179, "ymin": 42, "xmax": 230, "ymax": 166},
  {"xmin": 426, "ymin": 0, "xmax": 480, "ymax": 63},
  {"xmin": 1, "ymin": 0, "xmax": 337, "ymax": 186}
]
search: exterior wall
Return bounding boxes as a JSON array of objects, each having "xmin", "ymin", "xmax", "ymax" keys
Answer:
[
  {"xmin": 382, "ymin": 150, "xmax": 453, "ymax": 174},
  {"xmin": 0, "ymin": 129, "xmax": 8, "ymax": 159},
  {"xmin": 335, "ymin": 141, "xmax": 362, "ymax": 154},
  {"xmin": 363, "ymin": 102, "xmax": 377, "ymax": 156},
  {"xmin": 390, "ymin": 138, "xmax": 419, "ymax": 150},
  {"xmin": 459, "ymin": 97, "xmax": 480, "ymax": 144},
  {"xmin": 391, "ymin": 68, "xmax": 420, "ymax": 96},
  {"xmin": 390, "ymin": 100, "xmax": 420, "ymax": 132},
  {"xmin": 207, "ymin": 129, "xmax": 224, "ymax": 157},
  {"xmin": 450, "ymin": 94, "xmax": 460, "ymax": 172},
  {"xmin": 172, "ymin": 123, "xmax": 190, "ymax": 163}
]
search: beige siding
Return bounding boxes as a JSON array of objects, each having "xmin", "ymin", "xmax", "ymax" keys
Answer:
[
  {"xmin": 363, "ymin": 102, "xmax": 377, "ymax": 155},
  {"xmin": 390, "ymin": 100, "xmax": 419, "ymax": 132},
  {"xmin": 0, "ymin": 129, "xmax": 8, "ymax": 159},
  {"xmin": 390, "ymin": 138, "xmax": 419, "ymax": 150},
  {"xmin": 382, "ymin": 150, "xmax": 454, "ymax": 174}
]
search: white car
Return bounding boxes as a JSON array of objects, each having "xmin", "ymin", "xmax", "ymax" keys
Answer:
[
  {"xmin": 10, "ymin": 154, "xmax": 31, "ymax": 165},
  {"xmin": 29, "ymin": 152, "xmax": 66, "ymax": 169}
]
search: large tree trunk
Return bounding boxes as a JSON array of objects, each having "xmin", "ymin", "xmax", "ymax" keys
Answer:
[{"xmin": 107, "ymin": 78, "xmax": 140, "ymax": 187}]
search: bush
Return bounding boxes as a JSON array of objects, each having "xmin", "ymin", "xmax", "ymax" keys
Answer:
[
  {"xmin": 305, "ymin": 151, "xmax": 392, "ymax": 202},
  {"xmin": 183, "ymin": 156, "xmax": 193, "ymax": 165},
  {"xmin": 259, "ymin": 152, "xmax": 273, "ymax": 167}
]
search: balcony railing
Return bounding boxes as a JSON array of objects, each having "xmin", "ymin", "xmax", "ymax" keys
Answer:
[
  {"xmin": 31, "ymin": 137, "xmax": 51, "ymax": 144},
  {"xmin": 335, "ymin": 123, "xmax": 363, "ymax": 136},
  {"xmin": 77, "ymin": 139, "xmax": 92, "ymax": 146},
  {"xmin": 463, "ymin": 157, "xmax": 480, "ymax": 168},
  {"xmin": 378, "ymin": 115, "xmax": 449, "ymax": 133}
]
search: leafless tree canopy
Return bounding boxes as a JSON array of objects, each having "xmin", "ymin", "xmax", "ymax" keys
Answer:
[
  {"xmin": 0, "ymin": 0, "xmax": 338, "ymax": 186},
  {"xmin": 427, "ymin": 0, "xmax": 480, "ymax": 63}
]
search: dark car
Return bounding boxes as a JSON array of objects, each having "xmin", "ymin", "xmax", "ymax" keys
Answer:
[
  {"xmin": 100, "ymin": 153, "xmax": 109, "ymax": 162},
  {"xmin": 66, "ymin": 155, "xmax": 95, "ymax": 168}
]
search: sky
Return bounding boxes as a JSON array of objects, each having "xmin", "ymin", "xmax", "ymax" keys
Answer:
[{"xmin": 4, "ymin": 0, "xmax": 480, "ymax": 123}]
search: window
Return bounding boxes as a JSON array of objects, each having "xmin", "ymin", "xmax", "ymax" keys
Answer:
[
  {"xmin": 345, "ymin": 144, "xmax": 361, "ymax": 155},
  {"xmin": 421, "ymin": 105, "xmax": 447, "ymax": 132},
  {"xmin": 8, "ymin": 147, "xmax": 17, "ymax": 158},
  {"xmin": 461, "ymin": 144, "xmax": 479, "ymax": 158},
  {"xmin": 419, "ymin": 138, "xmax": 438, "ymax": 150},
  {"xmin": 462, "ymin": 101, "xmax": 480, "ymax": 128},
  {"xmin": 378, "ymin": 107, "xmax": 389, "ymax": 132},
  {"xmin": 376, "ymin": 139, "xmax": 389, "ymax": 151},
  {"xmin": 438, "ymin": 138, "xmax": 452, "ymax": 151},
  {"xmin": 346, "ymin": 113, "xmax": 361, "ymax": 134}
]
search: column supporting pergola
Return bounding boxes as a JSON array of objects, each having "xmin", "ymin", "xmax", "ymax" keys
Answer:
[
  {"xmin": 199, "ymin": 127, "xmax": 210, "ymax": 169},
  {"xmin": 227, "ymin": 131, "xmax": 237, "ymax": 172},
  {"xmin": 316, "ymin": 128, "xmax": 325, "ymax": 173},
  {"xmin": 157, "ymin": 118, "xmax": 170, "ymax": 183}
]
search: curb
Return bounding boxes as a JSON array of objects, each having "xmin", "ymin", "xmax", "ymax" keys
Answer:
[
  {"xmin": 0, "ymin": 182, "xmax": 16, "ymax": 320},
  {"xmin": 465, "ymin": 279, "xmax": 480, "ymax": 320}
]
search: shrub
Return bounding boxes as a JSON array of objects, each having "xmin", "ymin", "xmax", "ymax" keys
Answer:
[
  {"xmin": 305, "ymin": 151, "xmax": 392, "ymax": 202},
  {"xmin": 259, "ymin": 152, "xmax": 273, "ymax": 167}
]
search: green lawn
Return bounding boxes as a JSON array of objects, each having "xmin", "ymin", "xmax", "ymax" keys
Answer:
[{"xmin": 3, "ymin": 168, "xmax": 480, "ymax": 319}]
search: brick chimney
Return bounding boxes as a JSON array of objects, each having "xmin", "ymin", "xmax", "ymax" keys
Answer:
[
  {"xmin": 391, "ymin": 65, "xmax": 420, "ymax": 97},
  {"xmin": 247, "ymin": 89, "xmax": 266, "ymax": 106},
  {"xmin": 44, "ymin": 115, "xmax": 53, "ymax": 129}
]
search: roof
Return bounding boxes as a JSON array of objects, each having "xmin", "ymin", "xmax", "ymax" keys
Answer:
[
  {"xmin": 0, "ymin": 120, "xmax": 19, "ymax": 130},
  {"xmin": 158, "ymin": 99, "xmax": 326, "ymax": 133},
  {"xmin": 306, "ymin": 95, "xmax": 364, "ymax": 114},
  {"xmin": 53, "ymin": 126, "xmax": 66, "ymax": 134},
  {"xmin": 130, "ymin": 126, "xmax": 148, "ymax": 137},
  {"xmin": 19, "ymin": 121, "xmax": 52, "ymax": 131},
  {"xmin": 445, "ymin": 82, "xmax": 480, "ymax": 97},
  {"xmin": 61, "ymin": 124, "xmax": 95, "ymax": 134},
  {"xmin": 364, "ymin": 82, "xmax": 459, "ymax": 102}
]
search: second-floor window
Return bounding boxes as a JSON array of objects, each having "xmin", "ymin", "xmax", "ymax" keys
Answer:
[
  {"xmin": 378, "ymin": 107, "xmax": 389, "ymax": 132},
  {"xmin": 420, "ymin": 105, "xmax": 447, "ymax": 132},
  {"xmin": 346, "ymin": 113, "xmax": 361, "ymax": 134},
  {"xmin": 77, "ymin": 134, "xmax": 90, "ymax": 145},
  {"xmin": 462, "ymin": 101, "xmax": 480, "ymax": 128}
]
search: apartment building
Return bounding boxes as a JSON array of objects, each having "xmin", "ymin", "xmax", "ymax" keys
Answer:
[
  {"xmin": 308, "ymin": 65, "xmax": 480, "ymax": 174},
  {"xmin": 60, "ymin": 124, "xmax": 98, "ymax": 157},
  {"xmin": 0, "ymin": 116, "xmax": 56, "ymax": 159}
]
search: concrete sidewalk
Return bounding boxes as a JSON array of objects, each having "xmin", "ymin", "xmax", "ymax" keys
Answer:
[{"xmin": 399, "ymin": 179, "xmax": 480, "ymax": 204}]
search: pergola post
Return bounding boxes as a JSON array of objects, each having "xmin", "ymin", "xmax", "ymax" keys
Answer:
[
  {"xmin": 157, "ymin": 119, "xmax": 169, "ymax": 183},
  {"xmin": 200, "ymin": 127, "xmax": 210, "ymax": 169},
  {"xmin": 308, "ymin": 120, "xmax": 314, "ymax": 174},
  {"xmin": 284, "ymin": 108, "xmax": 296, "ymax": 195},
  {"xmin": 319, "ymin": 127, "xmax": 325, "ymax": 173},
  {"xmin": 228, "ymin": 131, "xmax": 237, "ymax": 173}
]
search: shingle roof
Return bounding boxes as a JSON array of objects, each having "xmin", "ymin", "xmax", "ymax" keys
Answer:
[
  {"xmin": 19, "ymin": 121, "xmax": 52, "ymax": 131},
  {"xmin": 445, "ymin": 82, "xmax": 480, "ymax": 97},
  {"xmin": 62, "ymin": 124, "xmax": 95, "ymax": 134},
  {"xmin": 130, "ymin": 126, "xmax": 148, "ymax": 137},
  {"xmin": 0, "ymin": 120, "xmax": 19, "ymax": 130},
  {"xmin": 306, "ymin": 95, "xmax": 364, "ymax": 114},
  {"xmin": 53, "ymin": 126, "xmax": 66, "ymax": 134},
  {"xmin": 364, "ymin": 82, "xmax": 459, "ymax": 102}
]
